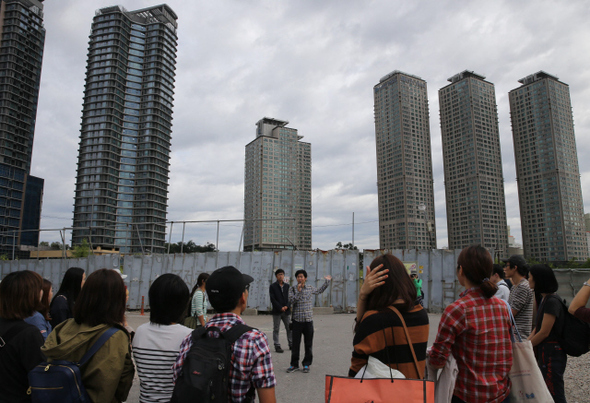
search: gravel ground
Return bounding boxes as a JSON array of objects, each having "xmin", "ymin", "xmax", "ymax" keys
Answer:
[{"xmin": 565, "ymin": 353, "xmax": 590, "ymax": 403}]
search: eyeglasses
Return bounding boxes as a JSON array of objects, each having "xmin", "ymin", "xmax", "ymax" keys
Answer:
[{"xmin": 245, "ymin": 284, "xmax": 250, "ymax": 292}]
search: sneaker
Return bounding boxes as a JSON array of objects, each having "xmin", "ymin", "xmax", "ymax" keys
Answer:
[
  {"xmin": 302, "ymin": 366, "xmax": 310, "ymax": 373},
  {"xmin": 275, "ymin": 346, "xmax": 284, "ymax": 353},
  {"xmin": 286, "ymin": 366, "xmax": 300, "ymax": 373}
]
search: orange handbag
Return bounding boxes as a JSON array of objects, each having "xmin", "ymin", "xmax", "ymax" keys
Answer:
[{"xmin": 325, "ymin": 306, "xmax": 434, "ymax": 403}]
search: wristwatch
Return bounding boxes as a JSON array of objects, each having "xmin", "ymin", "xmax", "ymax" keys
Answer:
[{"xmin": 584, "ymin": 282, "xmax": 590, "ymax": 288}]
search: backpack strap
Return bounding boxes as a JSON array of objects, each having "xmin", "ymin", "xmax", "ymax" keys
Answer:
[
  {"xmin": 0, "ymin": 321, "xmax": 31, "ymax": 348},
  {"xmin": 79, "ymin": 327, "xmax": 120, "ymax": 366},
  {"xmin": 223, "ymin": 323, "xmax": 254, "ymax": 343}
]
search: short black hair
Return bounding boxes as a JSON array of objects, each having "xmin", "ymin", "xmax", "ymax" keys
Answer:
[
  {"xmin": 529, "ymin": 264, "xmax": 559, "ymax": 294},
  {"xmin": 275, "ymin": 269, "xmax": 285, "ymax": 277},
  {"xmin": 149, "ymin": 273, "xmax": 190, "ymax": 325},
  {"xmin": 295, "ymin": 269, "xmax": 307, "ymax": 278},
  {"xmin": 503, "ymin": 255, "xmax": 529, "ymax": 277},
  {"xmin": 492, "ymin": 264, "xmax": 505, "ymax": 279}
]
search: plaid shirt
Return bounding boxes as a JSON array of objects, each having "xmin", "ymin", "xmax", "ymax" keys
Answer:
[
  {"xmin": 172, "ymin": 313, "xmax": 276, "ymax": 402},
  {"xmin": 288, "ymin": 280, "xmax": 329, "ymax": 322},
  {"xmin": 429, "ymin": 288, "xmax": 512, "ymax": 403}
]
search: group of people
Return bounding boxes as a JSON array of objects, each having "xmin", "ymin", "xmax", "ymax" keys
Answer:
[{"xmin": 2, "ymin": 247, "xmax": 590, "ymax": 402}]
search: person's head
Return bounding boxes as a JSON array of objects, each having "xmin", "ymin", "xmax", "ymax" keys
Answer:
[
  {"xmin": 491, "ymin": 264, "xmax": 505, "ymax": 284},
  {"xmin": 457, "ymin": 245, "xmax": 497, "ymax": 298},
  {"xmin": 502, "ymin": 255, "xmax": 528, "ymax": 279},
  {"xmin": 275, "ymin": 269, "xmax": 285, "ymax": 283},
  {"xmin": 206, "ymin": 266, "xmax": 253, "ymax": 313},
  {"xmin": 410, "ymin": 269, "xmax": 418, "ymax": 280},
  {"xmin": 366, "ymin": 254, "xmax": 417, "ymax": 313},
  {"xmin": 74, "ymin": 269, "xmax": 126, "ymax": 327},
  {"xmin": 295, "ymin": 269, "xmax": 307, "ymax": 285},
  {"xmin": 189, "ymin": 272, "xmax": 211, "ymax": 298},
  {"xmin": 528, "ymin": 264, "xmax": 558, "ymax": 294},
  {"xmin": 0, "ymin": 270, "xmax": 43, "ymax": 320},
  {"xmin": 149, "ymin": 273, "xmax": 190, "ymax": 325},
  {"xmin": 39, "ymin": 279, "xmax": 53, "ymax": 320},
  {"xmin": 53, "ymin": 267, "xmax": 86, "ymax": 309}
]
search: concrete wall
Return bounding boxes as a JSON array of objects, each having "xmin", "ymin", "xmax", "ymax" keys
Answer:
[{"xmin": 3, "ymin": 250, "xmax": 588, "ymax": 312}]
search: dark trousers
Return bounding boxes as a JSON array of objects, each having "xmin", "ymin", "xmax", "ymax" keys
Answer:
[
  {"xmin": 272, "ymin": 312, "xmax": 292, "ymax": 348},
  {"xmin": 536, "ymin": 341, "xmax": 567, "ymax": 403},
  {"xmin": 290, "ymin": 320, "xmax": 314, "ymax": 367}
]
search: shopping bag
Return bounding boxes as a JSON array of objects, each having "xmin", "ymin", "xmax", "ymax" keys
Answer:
[
  {"xmin": 504, "ymin": 301, "xmax": 554, "ymax": 403},
  {"xmin": 325, "ymin": 375, "xmax": 434, "ymax": 403}
]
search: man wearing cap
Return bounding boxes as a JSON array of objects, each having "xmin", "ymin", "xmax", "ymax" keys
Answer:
[
  {"xmin": 503, "ymin": 255, "xmax": 534, "ymax": 338},
  {"xmin": 173, "ymin": 266, "xmax": 276, "ymax": 403},
  {"xmin": 286, "ymin": 269, "xmax": 332, "ymax": 374},
  {"xmin": 269, "ymin": 268, "xmax": 292, "ymax": 353}
]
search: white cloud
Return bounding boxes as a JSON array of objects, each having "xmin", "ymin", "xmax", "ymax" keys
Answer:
[{"xmin": 31, "ymin": 0, "xmax": 590, "ymax": 252}]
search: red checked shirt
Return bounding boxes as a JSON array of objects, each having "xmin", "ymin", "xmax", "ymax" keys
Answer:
[
  {"xmin": 429, "ymin": 288, "xmax": 512, "ymax": 403},
  {"xmin": 172, "ymin": 313, "xmax": 276, "ymax": 402}
]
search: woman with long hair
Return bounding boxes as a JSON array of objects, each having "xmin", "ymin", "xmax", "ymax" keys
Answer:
[
  {"xmin": 24, "ymin": 278, "xmax": 53, "ymax": 340},
  {"xmin": 429, "ymin": 245, "xmax": 512, "ymax": 403},
  {"xmin": 49, "ymin": 267, "xmax": 85, "ymax": 328},
  {"xmin": 0, "ymin": 270, "xmax": 45, "ymax": 402},
  {"xmin": 350, "ymin": 254, "xmax": 429, "ymax": 379},
  {"xmin": 185, "ymin": 272, "xmax": 210, "ymax": 329},
  {"xmin": 527, "ymin": 264, "xmax": 567, "ymax": 403},
  {"xmin": 42, "ymin": 269, "xmax": 135, "ymax": 403}
]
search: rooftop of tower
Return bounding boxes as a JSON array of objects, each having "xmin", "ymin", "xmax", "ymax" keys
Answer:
[
  {"xmin": 97, "ymin": 4, "xmax": 178, "ymax": 28},
  {"xmin": 448, "ymin": 70, "xmax": 486, "ymax": 83},
  {"xmin": 517, "ymin": 71, "xmax": 561, "ymax": 86},
  {"xmin": 379, "ymin": 70, "xmax": 423, "ymax": 83}
]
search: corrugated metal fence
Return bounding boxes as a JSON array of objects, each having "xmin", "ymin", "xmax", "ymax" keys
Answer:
[{"xmin": 2, "ymin": 250, "xmax": 588, "ymax": 312}]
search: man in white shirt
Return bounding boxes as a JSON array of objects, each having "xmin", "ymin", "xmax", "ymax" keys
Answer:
[{"xmin": 491, "ymin": 264, "xmax": 510, "ymax": 302}]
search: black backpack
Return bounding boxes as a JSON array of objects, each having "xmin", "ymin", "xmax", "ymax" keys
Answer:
[
  {"xmin": 28, "ymin": 327, "xmax": 119, "ymax": 402},
  {"xmin": 548, "ymin": 295, "xmax": 590, "ymax": 357},
  {"xmin": 171, "ymin": 323, "xmax": 255, "ymax": 403}
]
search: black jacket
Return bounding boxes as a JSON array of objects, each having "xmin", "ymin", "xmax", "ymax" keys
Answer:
[{"xmin": 269, "ymin": 281, "xmax": 290, "ymax": 315}]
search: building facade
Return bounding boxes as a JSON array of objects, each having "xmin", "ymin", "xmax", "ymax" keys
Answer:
[
  {"xmin": 374, "ymin": 71, "xmax": 436, "ymax": 250},
  {"xmin": 244, "ymin": 118, "xmax": 311, "ymax": 251},
  {"xmin": 509, "ymin": 71, "xmax": 587, "ymax": 262},
  {"xmin": 439, "ymin": 71, "xmax": 508, "ymax": 254},
  {"xmin": 72, "ymin": 5, "xmax": 178, "ymax": 254},
  {"xmin": 0, "ymin": 0, "xmax": 45, "ymax": 252}
]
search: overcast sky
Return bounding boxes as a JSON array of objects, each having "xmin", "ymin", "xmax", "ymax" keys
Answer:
[{"xmin": 32, "ymin": 0, "xmax": 590, "ymax": 252}]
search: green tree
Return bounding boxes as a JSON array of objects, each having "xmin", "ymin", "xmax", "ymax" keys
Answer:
[
  {"xmin": 335, "ymin": 242, "xmax": 358, "ymax": 250},
  {"xmin": 39, "ymin": 241, "xmax": 49, "ymax": 247},
  {"xmin": 72, "ymin": 239, "xmax": 90, "ymax": 258},
  {"xmin": 50, "ymin": 242, "xmax": 69, "ymax": 250},
  {"xmin": 164, "ymin": 240, "xmax": 217, "ymax": 254}
]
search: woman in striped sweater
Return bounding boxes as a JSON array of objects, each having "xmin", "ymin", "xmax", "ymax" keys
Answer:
[{"xmin": 350, "ymin": 254, "xmax": 429, "ymax": 379}]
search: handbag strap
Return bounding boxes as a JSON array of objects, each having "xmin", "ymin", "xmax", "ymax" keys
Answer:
[
  {"xmin": 387, "ymin": 305, "xmax": 422, "ymax": 379},
  {"xmin": 79, "ymin": 327, "xmax": 119, "ymax": 366},
  {"xmin": 502, "ymin": 299, "xmax": 522, "ymax": 342}
]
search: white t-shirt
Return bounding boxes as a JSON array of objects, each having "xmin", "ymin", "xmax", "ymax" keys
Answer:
[
  {"xmin": 494, "ymin": 279, "xmax": 510, "ymax": 302},
  {"xmin": 132, "ymin": 322, "xmax": 192, "ymax": 402}
]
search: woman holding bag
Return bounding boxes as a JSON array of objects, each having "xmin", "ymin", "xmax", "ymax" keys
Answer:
[
  {"xmin": 429, "ymin": 245, "xmax": 512, "ymax": 403},
  {"xmin": 350, "ymin": 253, "xmax": 429, "ymax": 379},
  {"xmin": 527, "ymin": 264, "xmax": 567, "ymax": 403}
]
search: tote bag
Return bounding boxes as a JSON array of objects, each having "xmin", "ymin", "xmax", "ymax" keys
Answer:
[
  {"xmin": 326, "ymin": 306, "xmax": 434, "ymax": 403},
  {"xmin": 505, "ymin": 302, "xmax": 554, "ymax": 403}
]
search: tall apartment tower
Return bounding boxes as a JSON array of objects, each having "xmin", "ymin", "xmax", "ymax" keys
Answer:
[
  {"xmin": 72, "ymin": 5, "xmax": 178, "ymax": 254},
  {"xmin": 509, "ymin": 71, "xmax": 587, "ymax": 262},
  {"xmin": 439, "ymin": 71, "xmax": 509, "ymax": 254},
  {"xmin": 244, "ymin": 118, "xmax": 311, "ymax": 251},
  {"xmin": 374, "ymin": 71, "xmax": 436, "ymax": 250},
  {"xmin": 0, "ymin": 0, "xmax": 45, "ymax": 253}
]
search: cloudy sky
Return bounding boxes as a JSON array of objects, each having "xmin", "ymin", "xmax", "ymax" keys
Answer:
[{"xmin": 32, "ymin": 0, "xmax": 590, "ymax": 251}]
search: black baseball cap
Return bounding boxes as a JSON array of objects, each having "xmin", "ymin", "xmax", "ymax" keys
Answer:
[
  {"xmin": 206, "ymin": 266, "xmax": 253, "ymax": 310},
  {"xmin": 502, "ymin": 255, "xmax": 527, "ymax": 268}
]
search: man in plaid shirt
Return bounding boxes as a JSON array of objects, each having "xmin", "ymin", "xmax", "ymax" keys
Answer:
[
  {"xmin": 173, "ymin": 266, "xmax": 276, "ymax": 403},
  {"xmin": 286, "ymin": 269, "xmax": 332, "ymax": 373}
]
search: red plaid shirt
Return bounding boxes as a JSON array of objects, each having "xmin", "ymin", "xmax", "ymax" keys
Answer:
[
  {"xmin": 173, "ymin": 313, "xmax": 276, "ymax": 402},
  {"xmin": 429, "ymin": 288, "xmax": 512, "ymax": 403}
]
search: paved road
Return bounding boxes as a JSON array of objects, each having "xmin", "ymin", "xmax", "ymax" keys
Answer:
[{"xmin": 126, "ymin": 311, "xmax": 442, "ymax": 402}]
